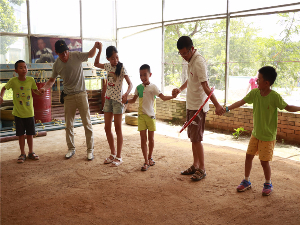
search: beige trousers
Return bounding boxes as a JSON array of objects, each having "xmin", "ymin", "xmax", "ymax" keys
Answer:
[{"xmin": 64, "ymin": 92, "xmax": 94, "ymax": 153}]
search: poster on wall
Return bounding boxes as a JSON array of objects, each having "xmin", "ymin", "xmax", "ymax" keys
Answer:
[{"xmin": 31, "ymin": 37, "xmax": 82, "ymax": 63}]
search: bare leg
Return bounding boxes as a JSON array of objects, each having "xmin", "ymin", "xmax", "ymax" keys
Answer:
[
  {"xmin": 140, "ymin": 130, "xmax": 148, "ymax": 164},
  {"xmin": 104, "ymin": 112, "xmax": 116, "ymax": 156},
  {"xmin": 192, "ymin": 141, "xmax": 205, "ymax": 170},
  {"xmin": 27, "ymin": 135, "xmax": 33, "ymax": 153},
  {"xmin": 147, "ymin": 130, "xmax": 154, "ymax": 159},
  {"xmin": 245, "ymin": 153, "xmax": 255, "ymax": 178},
  {"xmin": 260, "ymin": 160, "xmax": 271, "ymax": 181},
  {"xmin": 19, "ymin": 135, "xmax": 25, "ymax": 155},
  {"xmin": 113, "ymin": 114, "xmax": 123, "ymax": 159}
]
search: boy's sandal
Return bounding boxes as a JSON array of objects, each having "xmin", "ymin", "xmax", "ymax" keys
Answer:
[
  {"xmin": 111, "ymin": 157, "xmax": 123, "ymax": 167},
  {"xmin": 27, "ymin": 152, "xmax": 39, "ymax": 160},
  {"xmin": 104, "ymin": 154, "xmax": 116, "ymax": 164},
  {"xmin": 181, "ymin": 165, "xmax": 196, "ymax": 175},
  {"xmin": 17, "ymin": 154, "xmax": 26, "ymax": 163},
  {"xmin": 148, "ymin": 158, "xmax": 155, "ymax": 166},
  {"xmin": 191, "ymin": 169, "xmax": 206, "ymax": 181},
  {"xmin": 141, "ymin": 163, "xmax": 150, "ymax": 171}
]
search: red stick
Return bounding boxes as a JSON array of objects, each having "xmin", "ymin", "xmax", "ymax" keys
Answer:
[{"xmin": 179, "ymin": 86, "xmax": 215, "ymax": 133}]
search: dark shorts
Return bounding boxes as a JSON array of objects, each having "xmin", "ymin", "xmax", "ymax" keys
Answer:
[
  {"xmin": 15, "ymin": 116, "xmax": 36, "ymax": 136},
  {"xmin": 186, "ymin": 109, "xmax": 206, "ymax": 142}
]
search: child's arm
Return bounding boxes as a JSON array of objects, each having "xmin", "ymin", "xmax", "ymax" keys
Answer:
[
  {"xmin": 158, "ymin": 93, "xmax": 174, "ymax": 101},
  {"xmin": 172, "ymin": 80, "xmax": 187, "ymax": 97},
  {"xmin": 0, "ymin": 86, "xmax": 6, "ymax": 104},
  {"xmin": 94, "ymin": 42, "xmax": 105, "ymax": 69},
  {"xmin": 127, "ymin": 95, "xmax": 138, "ymax": 104},
  {"xmin": 122, "ymin": 75, "xmax": 133, "ymax": 104},
  {"xmin": 32, "ymin": 89, "xmax": 41, "ymax": 95},
  {"xmin": 227, "ymin": 99, "xmax": 246, "ymax": 111},
  {"xmin": 284, "ymin": 105, "xmax": 300, "ymax": 112}
]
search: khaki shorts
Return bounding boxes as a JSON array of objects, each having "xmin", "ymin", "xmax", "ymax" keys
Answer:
[
  {"xmin": 247, "ymin": 135, "xmax": 276, "ymax": 161},
  {"xmin": 138, "ymin": 114, "xmax": 156, "ymax": 131},
  {"xmin": 186, "ymin": 109, "xmax": 206, "ymax": 142}
]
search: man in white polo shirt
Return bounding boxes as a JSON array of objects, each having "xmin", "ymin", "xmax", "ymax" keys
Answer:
[{"xmin": 172, "ymin": 36, "xmax": 224, "ymax": 181}]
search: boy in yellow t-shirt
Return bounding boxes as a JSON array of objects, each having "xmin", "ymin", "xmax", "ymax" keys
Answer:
[
  {"xmin": 0, "ymin": 60, "xmax": 41, "ymax": 163},
  {"xmin": 223, "ymin": 66, "xmax": 300, "ymax": 196}
]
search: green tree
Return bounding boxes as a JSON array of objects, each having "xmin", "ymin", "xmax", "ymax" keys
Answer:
[
  {"xmin": 0, "ymin": 0, "xmax": 25, "ymax": 54},
  {"xmin": 164, "ymin": 12, "xmax": 300, "ymax": 94}
]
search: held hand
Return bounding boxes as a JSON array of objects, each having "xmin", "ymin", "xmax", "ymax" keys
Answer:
[
  {"xmin": 121, "ymin": 93, "xmax": 128, "ymax": 104},
  {"xmin": 95, "ymin": 42, "xmax": 102, "ymax": 50},
  {"xmin": 39, "ymin": 88, "xmax": 45, "ymax": 95},
  {"xmin": 172, "ymin": 88, "xmax": 180, "ymax": 98},
  {"xmin": 215, "ymin": 105, "xmax": 225, "ymax": 116}
]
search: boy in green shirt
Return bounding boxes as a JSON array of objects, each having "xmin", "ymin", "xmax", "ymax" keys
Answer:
[
  {"xmin": 0, "ymin": 60, "xmax": 41, "ymax": 163},
  {"xmin": 224, "ymin": 66, "xmax": 300, "ymax": 196}
]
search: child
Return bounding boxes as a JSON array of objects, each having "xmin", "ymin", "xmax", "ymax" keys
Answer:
[
  {"xmin": 0, "ymin": 60, "xmax": 41, "ymax": 163},
  {"xmin": 245, "ymin": 72, "xmax": 259, "ymax": 95},
  {"xmin": 94, "ymin": 43, "xmax": 133, "ymax": 167},
  {"xmin": 172, "ymin": 36, "xmax": 224, "ymax": 181},
  {"xmin": 127, "ymin": 64, "xmax": 175, "ymax": 171},
  {"xmin": 224, "ymin": 66, "xmax": 300, "ymax": 196}
]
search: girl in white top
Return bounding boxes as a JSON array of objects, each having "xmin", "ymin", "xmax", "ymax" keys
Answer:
[{"xmin": 94, "ymin": 43, "xmax": 133, "ymax": 167}]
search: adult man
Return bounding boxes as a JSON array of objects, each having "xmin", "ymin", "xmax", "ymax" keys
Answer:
[
  {"xmin": 40, "ymin": 40, "xmax": 99, "ymax": 160},
  {"xmin": 172, "ymin": 36, "xmax": 224, "ymax": 181}
]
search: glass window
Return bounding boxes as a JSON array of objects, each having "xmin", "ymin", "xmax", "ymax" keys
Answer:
[
  {"xmin": 117, "ymin": 0, "xmax": 162, "ymax": 28},
  {"xmin": 0, "ymin": 0, "xmax": 28, "ymax": 33},
  {"xmin": 118, "ymin": 24, "xmax": 162, "ymax": 93},
  {"xmin": 82, "ymin": 0, "xmax": 116, "ymax": 39},
  {"xmin": 0, "ymin": 36, "xmax": 29, "ymax": 64},
  {"xmin": 164, "ymin": 19, "xmax": 226, "ymax": 102},
  {"xmin": 228, "ymin": 13, "xmax": 300, "ymax": 106},
  {"xmin": 82, "ymin": 39, "xmax": 115, "ymax": 64},
  {"xmin": 230, "ymin": 0, "xmax": 300, "ymax": 13},
  {"xmin": 29, "ymin": 0, "xmax": 80, "ymax": 36},
  {"xmin": 0, "ymin": 83, "xmax": 13, "ymax": 100},
  {"xmin": 164, "ymin": 0, "xmax": 227, "ymax": 22}
]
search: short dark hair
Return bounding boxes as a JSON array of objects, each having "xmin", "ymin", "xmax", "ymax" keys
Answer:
[
  {"xmin": 15, "ymin": 60, "xmax": 26, "ymax": 70},
  {"xmin": 140, "ymin": 64, "xmax": 151, "ymax": 73},
  {"xmin": 177, "ymin": 36, "xmax": 193, "ymax": 50},
  {"xmin": 258, "ymin": 66, "xmax": 277, "ymax": 86}
]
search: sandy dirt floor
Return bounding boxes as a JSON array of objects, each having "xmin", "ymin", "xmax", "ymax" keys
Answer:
[{"xmin": 1, "ymin": 121, "xmax": 300, "ymax": 225}]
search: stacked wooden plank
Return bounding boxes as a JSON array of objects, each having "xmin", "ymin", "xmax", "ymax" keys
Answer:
[{"xmin": 51, "ymin": 89, "xmax": 102, "ymax": 120}]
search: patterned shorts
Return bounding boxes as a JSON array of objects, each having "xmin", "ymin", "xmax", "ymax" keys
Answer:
[{"xmin": 247, "ymin": 135, "xmax": 276, "ymax": 161}]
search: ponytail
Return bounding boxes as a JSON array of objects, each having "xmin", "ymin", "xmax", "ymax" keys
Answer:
[
  {"xmin": 106, "ymin": 45, "xmax": 122, "ymax": 77},
  {"xmin": 115, "ymin": 62, "xmax": 123, "ymax": 77}
]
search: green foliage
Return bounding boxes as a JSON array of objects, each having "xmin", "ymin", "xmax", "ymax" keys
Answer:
[
  {"xmin": 164, "ymin": 12, "xmax": 300, "ymax": 93},
  {"xmin": 232, "ymin": 127, "xmax": 247, "ymax": 139},
  {"xmin": 0, "ymin": 83, "xmax": 13, "ymax": 100},
  {"xmin": 0, "ymin": 0, "xmax": 25, "ymax": 54}
]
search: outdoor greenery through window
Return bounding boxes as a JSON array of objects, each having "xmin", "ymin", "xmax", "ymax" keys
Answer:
[
  {"xmin": 1, "ymin": 0, "xmax": 300, "ymax": 107},
  {"xmin": 164, "ymin": 11, "xmax": 300, "ymax": 106},
  {"xmin": 228, "ymin": 12, "xmax": 300, "ymax": 106},
  {"xmin": 164, "ymin": 19, "xmax": 226, "ymax": 102}
]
